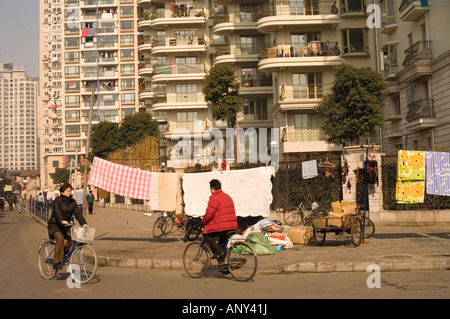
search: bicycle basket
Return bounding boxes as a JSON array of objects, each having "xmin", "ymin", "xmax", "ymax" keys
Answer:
[{"xmin": 72, "ymin": 226, "xmax": 96, "ymax": 244}]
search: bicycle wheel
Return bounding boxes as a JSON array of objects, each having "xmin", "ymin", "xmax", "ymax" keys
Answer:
[
  {"xmin": 69, "ymin": 244, "xmax": 97, "ymax": 284},
  {"xmin": 362, "ymin": 217, "xmax": 375, "ymax": 238},
  {"xmin": 164, "ymin": 215, "xmax": 176, "ymax": 235},
  {"xmin": 38, "ymin": 241, "xmax": 57, "ymax": 280},
  {"xmin": 312, "ymin": 225, "xmax": 326, "ymax": 246},
  {"xmin": 351, "ymin": 217, "xmax": 362, "ymax": 247},
  {"xmin": 184, "ymin": 218, "xmax": 203, "ymax": 242},
  {"xmin": 283, "ymin": 208, "xmax": 303, "ymax": 226},
  {"xmin": 153, "ymin": 216, "xmax": 167, "ymax": 238},
  {"xmin": 225, "ymin": 241, "xmax": 257, "ymax": 282},
  {"xmin": 183, "ymin": 241, "xmax": 210, "ymax": 278}
]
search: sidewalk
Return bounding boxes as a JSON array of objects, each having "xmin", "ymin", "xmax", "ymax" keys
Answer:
[{"xmin": 30, "ymin": 206, "xmax": 450, "ymax": 274}]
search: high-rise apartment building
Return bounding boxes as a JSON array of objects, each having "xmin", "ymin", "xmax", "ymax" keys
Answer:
[
  {"xmin": 378, "ymin": 0, "xmax": 450, "ymax": 154},
  {"xmin": 0, "ymin": 63, "xmax": 39, "ymax": 171},
  {"xmin": 39, "ymin": 0, "xmax": 141, "ymax": 188}
]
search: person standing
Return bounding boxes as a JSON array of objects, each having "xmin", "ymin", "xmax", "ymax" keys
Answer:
[
  {"xmin": 202, "ymin": 179, "xmax": 237, "ymax": 261},
  {"xmin": 48, "ymin": 183, "xmax": 88, "ymax": 270},
  {"xmin": 86, "ymin": 190, "xmax": 95, "ymax": 215}
]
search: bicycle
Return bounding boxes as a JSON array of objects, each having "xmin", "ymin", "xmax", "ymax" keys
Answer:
[
  {"xmin": 183, "ymin": 216, "xmax": 203, "ymax": 242},
  {"xmin": 183, "ymin": 231, "xmax": 257, "ymax": 282},
  {"xmin": 283, "ymin": 202, "xmax": 328, "ymax": 227},
  {"xmin": 152, "ymin": 211, "xmax": 187, "ymax": 238},
  {"xmin": 38, "ymin": 224, "xmax": 97, "ymax": 284}
]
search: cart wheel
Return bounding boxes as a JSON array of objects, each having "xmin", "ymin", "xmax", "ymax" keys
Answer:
[
  {"xmin": 313, "ymin": 226, "xmax": 326, "ymax": 246},
  {"xmin": 351, "ymin": 217, "xmax": 362, "ymax": 247}
]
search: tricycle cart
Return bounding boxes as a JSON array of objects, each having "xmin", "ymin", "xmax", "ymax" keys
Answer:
[{"xmin": 311, "ymin": 213, "xmax": 365, "ymax": 247}]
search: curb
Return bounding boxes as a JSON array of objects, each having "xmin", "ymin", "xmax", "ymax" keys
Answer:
[{"xmin": 96, "ymin": 255, "xmax": 450, "ymax": 274}]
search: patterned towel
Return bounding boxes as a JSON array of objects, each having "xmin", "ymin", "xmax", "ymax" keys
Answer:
[
  {"xmin": 396, "ymin": 150, "xmax": 425, "ymax": 204},
  {"xmin": 426, "ymin": 151, "xmax": 450, "ymax": 196},
  {"xmin": 88, "ymin": 157, "xmax": 155, "ymax": 202}
]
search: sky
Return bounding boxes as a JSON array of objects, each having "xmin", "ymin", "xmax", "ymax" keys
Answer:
[{"xmin": 0, "ymin": 0, "xmax": 39, "ymax": 76}]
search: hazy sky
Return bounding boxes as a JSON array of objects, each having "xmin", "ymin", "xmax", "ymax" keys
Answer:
[{"xmin": 0, "ymin": 0, "xmax": 39, "ymax": 76}]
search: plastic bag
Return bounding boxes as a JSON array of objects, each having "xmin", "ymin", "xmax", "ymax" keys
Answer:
[{"xmin": 246, "ymin": 232, "xmax": 276, "ymax": 255}]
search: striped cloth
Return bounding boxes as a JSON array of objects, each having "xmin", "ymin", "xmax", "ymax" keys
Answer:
[
  {"xmin": 426, "ymin": 151, "xmax": 450, "ymax": 196},
  {"xmin": 88, "ymin": 157, "xmax": 156, "ymax": 203}
]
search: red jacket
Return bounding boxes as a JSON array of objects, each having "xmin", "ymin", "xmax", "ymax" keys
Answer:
[{"xmin": 202, "ymin": 190, "xmax": 237, "ymax": 234}]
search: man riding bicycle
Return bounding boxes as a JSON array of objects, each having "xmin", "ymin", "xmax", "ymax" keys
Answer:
[{"xmin": 202, "ymin": 179, "xmax": 237, "ymax": 263}]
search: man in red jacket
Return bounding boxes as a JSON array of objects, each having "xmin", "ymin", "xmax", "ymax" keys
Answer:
[{"xmin": 202, "ymin": 179, "xmax": 238, "ymax": 260}]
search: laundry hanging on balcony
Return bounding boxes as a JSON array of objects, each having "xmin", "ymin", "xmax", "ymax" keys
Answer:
[
  {"xmin": 395, "ymin": 150, "xmax": 425, "ymax": 204},
  {"xmin": 425, "ymin": 151, "xmax": 450, "ymax": 196}
]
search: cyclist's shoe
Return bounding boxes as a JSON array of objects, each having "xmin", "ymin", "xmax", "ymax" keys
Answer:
[
  {"xmin": 53, "ymin": 263, "xmax": 63, "ymax": 270},
  {"xmin": 212, "ymin": 251, "xmax": 224, "ymax": 260},
  {"xmin": 219, "ymin": 264, "xmax": 230, "ymax": 274}
]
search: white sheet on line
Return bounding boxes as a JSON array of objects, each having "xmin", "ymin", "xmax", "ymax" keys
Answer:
[{"xmin": 182, "ymin": 167, "xmax": 273, "ymax": 217}]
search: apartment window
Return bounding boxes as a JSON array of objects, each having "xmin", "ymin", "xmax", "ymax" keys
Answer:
[
  {"xmin": 292, "ymin": 72, "xmax": 323, "ymax": 99},
  {"xmin": 239, "ymin": 4, "xmax": 258, "ymax": 22},
  {"xmin": 176, "ymin": 84, "xmax": 197, "ymax": 102},
  {"xmin": 64, "ymin": 22, "xmax": 79, "ymax": 34},
  {"xmin": 240, "ymin": 35, "xmax": 264, "ymax": 54},
  {"xmin": 65, "ymin": 110, "xmax": 80, "ymax": 121},
  {"xmin": 176, "ymin": 112, "xmax": 198, "ymax": 131},
  {"xmin": 65, "ymin": 37, "xmax": 79, "ymax": 48},
  {"xmin": 65, "ymin": 125, "xmax": 80, "ymax": 136},
  {"xmin": 383, "ymin": 43, "xmax": 399, "ymax": 74},
  {"xmin": 341, "ymin": 28, "xmax": 368, "ymax": 54},
  {"xmin": 121, "ymin": 108, "xmax": 135, "ymax": 118},
  {"xmin": 65, "ymin": 139, "xmax": 81, "ymax": 151},
  {"xmin": 243, "ymin": 98, "xmax": 267, "ymax": 120},
  {"xmin": 65, "ymin": 66, "xmax": 79, "ymax": 77},
  {"xmin": 120, "ymin": 6, "xmax": 134, "ymax": 17},
  {"xmin": 120, "ymin": 49, "xmax": 134, "ymax": 60},
  {"xmin": 407, "ymin": 87, "xmax": 415, "ymax": 105},
  {"xmin": 120, "ymin": 20, "xmax": 134, "ymax": 32},
  {"xmin": 120, "ymin": 34, "xmax": 134, "ymax": 46},
  {"xmin": 380, "ymin": 0, "xmax": 397, "ymax": 27},
  {"xmin": 52, "ymin": 161, "xmax": 59, "ymax": 168},
  {"xmin": 341, "ymin": 0, "xmax": 364, "ymax": 14},
  {"xmin": 156, "ymin": 30, "xmax": 166, "ymax": 45},
  {"xmin": 393, "ymin": 95, "xmax": 401, "ymax": 116},
  {"xmin": 421, "ymin": 23, "xmax": 427, "ymax": 41},
  {"xmin": 121, "ymin": 78, "xmax": 135, "ymax": 89},
  {"xmin": 65, "ymin": 80, "xmax": 80, "ymax": 92},
  {"xmin": 65, "ymin": 95, "xmax": 80, "ymax": 107},
  {"xmin": 65, "ymin": 51, "xmax": 79, "ymax": 63},
  {"xmin": 120, "ymin": 63, "xmax": 135, "ymax": 75},
  {"xmin": 294, "ymin": 113, "xmax": 324, "ymax": 142},
  {"xmin": 121, "ymin": 93, "xmax": 135, "ymax": 104}
]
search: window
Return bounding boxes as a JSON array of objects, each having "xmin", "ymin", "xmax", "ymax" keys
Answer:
[
  {"xmin": 65, "ymin": 95, "xmax": 80, "ymax": 107},
  {"xmin": 292, "ymin": 72, "xmax": 323, "ymax": 99},
  {"xmin": 65, "ymin": 125, "xmax": 80, "ymax": 136},
  {"xmin": 121, "ymin": 108, "xmax": 135, "ymax": 118},
  {"xmin": 393, "ymin": 95, "xmax": 401, "ymax": 116},
  {"xmin": 294, "ymin": 113, "xmax": 324, "ymax": 141},
  {"xmin": 383, "ymin": 43, "xmax": 399, "ymax": 74},
  {"xmin": 65, "ymin": 37, "xmax": 79, "ymax": 48},
  {"xmin": 65, "ymin": 80, "xmax": 80, "ymax": 92},
  {"xmin": 243, "ymin": 98, "xmax": 267, "ymax": 120},
  {"xmin": 407, "ymin": 87, "xmax": 415, "ymax": 105},
  {"xmin": 120, "ymin": 34, "xmax": 134, "ymax": 46},
  {"xmin": 120, "ymin": 63, "xmax": 135, "ymax": 75},
  {"xmin": 65, "ymin": 110, "xmax": 80, "ymax": 121},
  {"xmin": 341, "ymin": 0, "xmax": 364, "ymax": 14},
  {"xmin": 120, "ymin": 49, "xmax": 134, "ymax": 60},
  {"xmin": 176, "ymin": 84, "xmax": 197, "ymax": 102},
  {"xmin": 65, "ymin": 51, "xmax": 79, "ymax": 62},
  {"xmin": 176, "ymin": 112, "xmax": 198, "ymax": 131},
  {"xmin": 380, "ymin": 0, "xmax": 397, "ymax": 27},
  {"xmin": 65, "ymin": 66, "xmax": 79, "ymax": 77},
  {"xmin": 120, "ymin": 20, "xmax": 134, "ymax": 32},
  {"xmin": 121, "ymin": 78, "xmax": 135, "ymax": 89},
  {"xmin": 121, "ymin": 93, "xmax": 135, "ymax": 104},
  {"xmin": 341, "ymin": 28, "xmax": 368, "ymax": 54},
  {"xmin": 52, "ymin": 161, "xmax": 59, "ymax": 168},
  {"xmin": 65, "ymin": 139, "xmax": 81, "ymax": 151},
  {"xmin": 120, "ymin": 6, "xmax": 134, "ymax": 17},
  {"xmin": 240, "ymin": 35, "xmax": 264, "ymax": 54}
]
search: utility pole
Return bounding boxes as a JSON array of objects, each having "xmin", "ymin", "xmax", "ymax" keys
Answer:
[{"xmin": 82, "ymin": 85, "xmax": 95, "ymax": 218}]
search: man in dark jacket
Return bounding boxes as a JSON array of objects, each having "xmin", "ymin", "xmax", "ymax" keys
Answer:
[
  {"xmin": 202, "ymin": 179, "xmax": 237, "ymax": 260},
  {"xmin": 48, "ymin": 183, "xmax": 88, "ymax": 269}
]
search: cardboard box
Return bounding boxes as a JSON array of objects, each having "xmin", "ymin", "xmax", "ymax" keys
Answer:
[
  {"xmin": 288, "ymin": 226, "xmax": 313, "ymax": 244},
  {"xmin": 327, "ymin": 211, "xmax": 344, "ymax": 227},
  {"xmin": 331, "ymin": 201, "xmax": 342, "ymax": 213},
  {"xmin": 314, "ymin": 216, "xmax": 327, "ymax": 228}
]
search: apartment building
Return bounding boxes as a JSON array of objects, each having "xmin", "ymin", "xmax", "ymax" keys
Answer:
[
  {"xmin": 378, "ymin": 0, "xmax": 450, "ymax": 154},
  {"xmin": 0, "ymin": 63, "xmax": 39, "ymax": 171},
  {"xmin": 39, "ymin": 0, "xmax": 141, "ymax": 188}
]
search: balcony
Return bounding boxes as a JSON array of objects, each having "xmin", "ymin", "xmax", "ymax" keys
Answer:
[
  {"xmin": 257, "ymin": 0, "xmax": 339, "ymax": 33},
  {"xmin": 151, "ymin": 36, "xmax": 206, "ymax": 55},
  {"xmin": 139, "ymin": 7, "xmax": 206, "ymax": 29},
  {"xmin": 258, "ymin": 41, "xmax": 341, "ymax": 72},
  {"xmin": 213, "ymin": 9, "xmax": 258, "ymax": 35},
  {"xmin": 402, "ymin": 41, "xmax": 433, "ymax": 82},
  {"xmin": 215, "ymin": 42, "xmax": 269, "ymax": 64},
  {"xmin": 152, "ymin": 63, "xmax": 206, "ymax": 83},
  {"xmin": 405, "ymin": 98, "xmax": 436, "ymax": 130},
  {"xmin": 277, "ymin": 83, "xmax": 331, "ymax": 111},
  {"xmin": 399, "ymin": 0, "xmax": 429, "ymax": 22}
]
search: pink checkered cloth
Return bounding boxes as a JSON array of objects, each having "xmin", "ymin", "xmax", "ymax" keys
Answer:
[{"xmin": 88, "ymin": 157, "xmax": 157, "ymax": 206}]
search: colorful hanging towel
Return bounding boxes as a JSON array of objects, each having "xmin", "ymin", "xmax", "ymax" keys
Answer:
[
  {"xmin": 88, "ymin": 157, "xmax": 155, "ymax": 202},
  {"xmin": 396, "ymin": 150, "xmax": 425, "ymax": 204},
  {"xmin": 425, "ymin": 151, "xmax": 450, "ymax": 196}
]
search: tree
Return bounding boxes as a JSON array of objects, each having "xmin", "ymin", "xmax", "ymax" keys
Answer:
[
  {"xmin": 90, "ymin": 121, "xmax": 123, "ymax": 159},
  {"xmin": 315, "ymin": 64, "xmax": 386, "ymax": 145},
  {"xmin": 202, "ymin": 65, "xmax": 243, "ymax": 129},
  {"xmin": 50, "ymin": 168, "xmax": 70, "ymax": 185},
  {"xmin": 119, "ymin": 112, "xmax": 159, "ymax": 147}
]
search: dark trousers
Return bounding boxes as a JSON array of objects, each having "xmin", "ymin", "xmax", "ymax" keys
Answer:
[
  {"xmin": 88, "ymin": 202, "xmax": 93, "ymax": 214},
  {"xmin": 203, "ymin": 230, "xmax": 230, "ymax": 257},
  {"xmin": 52, "ymin": 230, "xmax": 73, "ymax": 265}
]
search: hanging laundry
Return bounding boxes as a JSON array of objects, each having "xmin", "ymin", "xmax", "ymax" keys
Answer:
[
  {"xmin": 88, "ymin": 157, "xmax": 155, "ymax": 202},
  {"xmin": 425, "ymin": 151, "xmax": 450, "ymax": 196},
  {"xmin": 302, "ymin": 160, "xmax": 318, "ymax": 179},
  {"xmin": 396, "ymin": 150, "xmax": 425, "ymax": 204}
]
